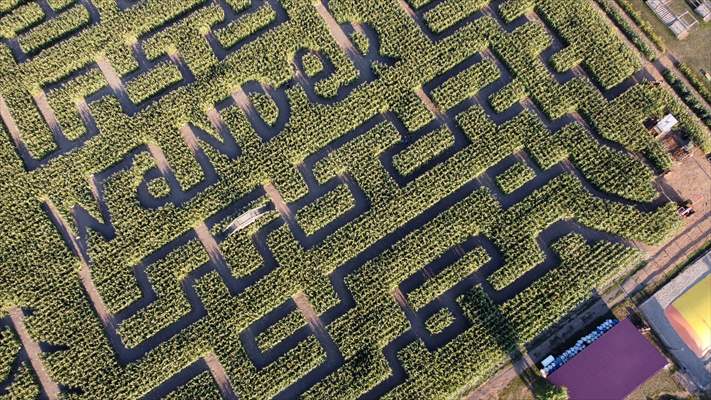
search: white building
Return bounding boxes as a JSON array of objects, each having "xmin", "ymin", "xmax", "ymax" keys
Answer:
[
  {"xmin": 688, "ymin": 0, "xmax": 711, "ymax": 22},
  {"xmin": 653, "ymin": 114, "xmax": 679, "ymax": 135}
]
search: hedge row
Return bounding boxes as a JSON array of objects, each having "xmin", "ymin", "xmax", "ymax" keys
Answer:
[
  {"xmin": 0, "ymin": 0, "xmax": 702, "ymax": 398},
  {"xmin": 495, "ymin": 161, "xmax": 535, "ymax": 194},
  {"xmin": 248, "ymin": 92, "xmax": 279, "ymax": 126},
  {"xmin": 489, "ymin": 79, "xmax": 526, "ymax": 113},
  {"xmin": 424, "ymin": 308, "xmax": 456, "ymax": 335},
  {"xmin": 18, "ymin": 3, "xmax": 91, "ymax": 54},
  {"xmin": 662, "ymin": 69, "xmax": 711, "ymax": 129},
  {"xmin": 423, "ymin": 0, "xmax": 490, "ymax": 34},
  {"xmin": 407, "ymin": 247, "xmax": 489, "ymax": 309},
  {"xmin": 677, "ymin": 62, "xmax": 711, "ymax": 105},
  {"xmin": 594, "ymin": 0, "xmax": 656, "ymax": 61},
  {"xmin": 255, "ymin": 309, "xmax": 306, "ymax": 352},
  {"xmin": 163, "ymin": 371, "xmax": 222, "ymax": 400},
  {"xmin": 431, "ymin": 59, "xmax": 500, "ymax": 110},
  {"xmin": 295, "ymin": 184, "xmax": 355, "ymax": 236},
  {"xmin": 392, "ymin": 126, "xmax": 454, "ymax": 176},
  {"xmin": 501, "ymin": 233, "xmax": 640, "ymax": 342},
  {"xmin": 0, "ymin": 325, "xmax": 20, "ymax": 380},
  {"xmin": 0, "ymin": 2, "xmax": 44, "ymax": 40},
  {"xmin": 126, "ymin": 62, "xmax": 183, "ymax": 105}
]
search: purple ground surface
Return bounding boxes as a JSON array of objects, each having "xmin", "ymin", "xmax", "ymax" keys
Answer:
[{"xmin": 548, "ymin": 318, "xmax": 667, "ymax": 400}]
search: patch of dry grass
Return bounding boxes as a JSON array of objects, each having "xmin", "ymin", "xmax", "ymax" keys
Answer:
[{"xmin": 626, "ymin": 0, "xmax": 711, "ymax": 72}]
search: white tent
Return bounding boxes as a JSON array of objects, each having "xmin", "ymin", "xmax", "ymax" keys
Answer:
[{"xmin": 653, "ymin": 114, "xmax": 678, "ymax": 135}]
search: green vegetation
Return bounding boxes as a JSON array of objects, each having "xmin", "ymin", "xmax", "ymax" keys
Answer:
[
  {"xmin": 163, "ymin": 371, "xmax": 222, "ymax": 400},
  {"xmin": 0, "ymin": 0, "xmax": 706, "ymax": 398},
  {"xmin": 489, "ymin": 79, "xmax": 527, "ymax": 112},
  {"xmin": 0, "ymin": 327, "xmax": 20, "ymax": 381},
  {"xmin": 0, "ymin": 3, "xmax": 44, "ymax": 39},
  {"xmin": 0, "ymin": 363, "xmax": 41, "ymax": 399},
  {"xmin": 626, "ymin": 369, "xmax": 687, "ymax": 400},
  {"xmin": 146, "ymin": 178, "xmax": 172, "ymax": 199},
  {"xmin": 424, "ymin": 308, "xmax": 456, "ymax": 335},
  {"xmin": 392, "ymin": 127, "xmax": 453, "ymax": 175},
  {"xmin": 423, "ymin": 0, "xmax": 489, "ymax": 33},
  {"xmin": 302, "ymin": 53, "xmax": 325, "ymax": 77},
  {"xmin": 612, "ymin": 0, "xmax": 666, "ymax": 51},
  {"xmin": 256, "ymin": 310, "xmax": 307, "ymax": 351},
  {"xmin": 496, "ymin": 162, "xmax": 536, "ymax": 194},
  {"xmin": 431, "ymin": 59, "xmax": 500, "ymax": 110},
  {"xmin": 534, "ymin": 380, "xmax": 569, "ymax": 400},
  {"xmin": 126, "ymin": 62, "xmax": 183, "ymax": 104},
  {"xmin": 350, "ymin": 31, "xmax": 369, "ymax": 56},
  {"xmin": 595, "ymin": 0, "xmax": 657, "ymax": 60},
  {"xmin": 249, "ymin": 92, "xmax": 280, "ymax": 126},
  {"xmin": 662, "ymin": 69, "xmax": 711, "ymax": 128},
  {"xmin": 677, "ymin": 62, "xmax": 711, "ymax": 105},
  {"xmin": 296, "ymin": 184, "xmax": 355, "ymax": 235},
  {"xmin": 18, "ymin": 4, "xmax": 90, "ymax": 54},
  {"xmin": 407, "ymin": 248, "xmax": 489, "ymax": 309}
]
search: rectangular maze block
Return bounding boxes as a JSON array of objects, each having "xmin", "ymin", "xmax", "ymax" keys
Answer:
[{"xmin": 0, "ymin": 0, "xmax": 708, "ymax": 398}]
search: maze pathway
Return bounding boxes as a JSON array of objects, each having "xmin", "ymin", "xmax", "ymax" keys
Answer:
[{"xmin": 0, "ymin": 0, "xmax": 708, "ymax": 398}]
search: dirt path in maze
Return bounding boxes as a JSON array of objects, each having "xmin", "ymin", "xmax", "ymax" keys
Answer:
[
  {"xmin": 231, "ymin": 87, "xmax": 251, "ymax": 110},
  {"xmin": 312, "ymin": 1, "xmax": 353, "ymax": 50},
  {"xmin": 33, "ymin": 91, "xmax": 62, "ymax": 136},
  {"xmin": 313, "ymin": 0, "xmax": 370, "ymax": 74},
  {"xmin": 76, "ymin": 98, "xmax": 93, "ymax": 124},
  {"xmin": 292, "ymin": 291, "xmax": 325, "ymax": 331},
  {"xmin": 8, "ymin": 307, "xmax": 61, "ymax": 400},
  {"xmin": 195, "ymin": 222, "xmax": 223, "ymax": 263},
  {"xmin": 414, "ymin": 87, "xmax": 445, "ymax": 120},
  {"xmin": 78, "ymin": 262, "xmax": 114, "ymax": 327},
  {"xmin": 264, "ymin": 182, "xmax": 294, "ymax": 222},
  {"xmin": 206, "ymin": 106, "xmax": 225, "ymax": 131},
  {"xmin": 96, "ymin": 57, "xmax": 125, "ymax": 94},
  {"xmin": 179, "ymin": 124, "xmax": 200, "ymax": 153},
  {"xmin": 391, "ymin": 287, "xmax": 408, "ymax": 308},
  {"xmin": 147, "ymin": 143, "xmax": 172, "ymax": 175},
  {"xmin": 203, "ymin": 352, "xmax": 238, "ymax": 400},
  {"xmin": 43, "ymin": 200, "xmax": 114, "ymax": 328},
  {"xmin": 395, "ymin": 0, "xmax": 417, "ymax": 20}
]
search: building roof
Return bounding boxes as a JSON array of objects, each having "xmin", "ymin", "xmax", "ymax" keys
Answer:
[
  {"xmin": 695, "ymin": 3, "xmax": 711, "ymax": 19},
  {"xmin": 665, "ymin": 274, "xmax": 711, "ymax": 357},
  {"xmin": 640, "ymin": 252, "xmax": 711, "ymax": 390},
  {"xmin": 655, "ymin": 114, "xmax": 678, "ymax": 134},
  {"xmin": 547, "ymin": 318, "xmax": 667, "ymax": 400}
]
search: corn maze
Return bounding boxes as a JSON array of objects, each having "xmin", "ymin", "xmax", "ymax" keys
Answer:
[{"xmin": 0, "ymin": 0, "xmax": 708, "ymax": 398}]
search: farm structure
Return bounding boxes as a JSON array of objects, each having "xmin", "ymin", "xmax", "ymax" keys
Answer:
[
  {"xmin": 641, "ymin": 251, "xmax": 711, "ymax": 391},
  {"xmin": 0, "ymin": 0, "xmax": 709, "ymax": 399},
  {"xmin": 646, "ymin": 0, "xmax": 699, "ymax": 38}
]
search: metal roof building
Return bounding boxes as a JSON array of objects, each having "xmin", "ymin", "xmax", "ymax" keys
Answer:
[
  {"xmin": 640, "ymin": 251, "xmax": 711, "ymax": 391},
  {"xmin": 547, "ymin": 318, "xmax": 668, "ymax": 400}
]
